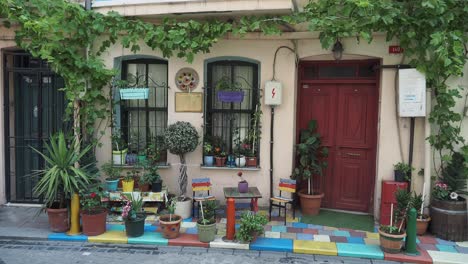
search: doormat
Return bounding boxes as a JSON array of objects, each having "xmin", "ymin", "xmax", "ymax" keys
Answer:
[{"xmin": 300, "ymin": 210, "xmax": 374, "ymax": 232}]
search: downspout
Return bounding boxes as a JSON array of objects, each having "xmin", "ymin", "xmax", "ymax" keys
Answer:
[{"xmin": 423, "ymin": 89, "xmax": 432, "ymax": 211}]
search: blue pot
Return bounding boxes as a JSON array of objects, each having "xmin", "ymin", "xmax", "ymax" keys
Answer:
[
  {"xmin": 204, "ymin": 156, "xmax": 214, "ymax": 166},
  {"xmin": 106, "ymin": 179, "xmax": 119, "ymax": 192}
]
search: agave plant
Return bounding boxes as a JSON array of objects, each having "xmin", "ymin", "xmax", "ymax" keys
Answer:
[{"xmin": 32, "ymin": 132, "xmax": 93, "ymax": 208}]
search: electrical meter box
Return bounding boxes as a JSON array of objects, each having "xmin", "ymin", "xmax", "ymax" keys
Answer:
[
  {"xmin": 264, "ymin": 81, "xmax": 282, "ymax": 106},
  {"xmin": 398, "ymin": 69, "xmax": 426, "ymax": 117}
]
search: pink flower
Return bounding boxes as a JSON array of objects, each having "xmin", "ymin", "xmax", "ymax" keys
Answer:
[{"xmin": 90, "ymin": 192, "xmax": 96, "ymax": 198}]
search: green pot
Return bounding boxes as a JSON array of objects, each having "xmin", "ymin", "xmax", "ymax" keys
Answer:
[
  {"xmin": 197, "ymin": 222, "xmax": 217, "ymax": 242},
  {"xmin": 137, "ymin": 155, "xmax": 147, "ymax": 163}
]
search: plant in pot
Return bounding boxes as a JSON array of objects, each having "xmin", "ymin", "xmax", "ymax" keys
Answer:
[
  {"xmin": 32, "ymin": 132, "xmax": 93, "ymax": 232},
  {"xmin": 101, "ymin": 162, "xmax": 122, "ymax": 192},
  {"xmin": 235, "ymin": 211, "xmax": 268, "ymax": 243},
  {"xmin": 214, "ymin": 148, "xmax": 227, "ymax": 167},
  {"xmin": 159, "ymin": 197, "xmax": 182, "ymax": 239},
  {"xmin": 141, "ymin": 159, "xmax": 162, "ymax": 192},
  {"xmin": 215, "ymin": 76, "xmax": 244, "ymax": 103},
  {"xmin": 203, "ymin": 142, "xmax": 214, "ymax": 166},
  {"xmin": 112, "ymin": 128, "xmax": 127, "ymax": 165},
  {"xmin": 80, "ymin": 186, "xmax": 107, "ymax": 236},
  {"xmin": 430, "ymin": 149, "xmax": 468, "ymax": 241},
  {"xmin": 197, "ymin": 200, "xmax": 218, "ymax": 242},
  {"xmin": 122, "ymin": 193, "xmax": 146, "ymax": 237},
  {"xmin": 122, "ymin": 169, "xmax": 138, "ymax": 192},
  {"xmin": 410, "ymin": 191, "xmax": 431, "ymax": 235},
  {"xmin": 245, "ymin": 102, "xmax": 262, "ymax": 167},
  {"xmin": 237, "ymin": 171, "xmax": 249, "ymax": 193},
  {"xmin": 393, "ymin": 162, "xmax": 413, "ymax": 182},
  {"xmin": 378, "ymin": 224, "xmax": 407, "ymax": 254},
  {"xmin": 394, "ymin": 188, "xmax": 411, "ymax": 230},
  {"xmin": 232, "ymin": 128, "xmax": 246, "ymax": 167},
  {"xmin": 163, "ymin": 121, "xmax": 199, "ymax": 219},
  {"xmin": 292, "ymin": 119, "xmax": 328, "ymax": 216},
  {"xmin": 117, "ymin": 74, "xmax": 150, "ymax": 100}
]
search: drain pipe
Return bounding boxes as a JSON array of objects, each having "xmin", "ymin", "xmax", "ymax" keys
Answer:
[
  {"xmin": 270, "ymin": 106, "xmax": 275, "ymax": 199},
  {"xmin": 423, "ymin": 89, "xmax": 432, "ymax": 211}
]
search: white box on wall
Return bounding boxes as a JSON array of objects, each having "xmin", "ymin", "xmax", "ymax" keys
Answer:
[
  {"xmin": 398, "ymin": 69, "xmax": 426, "ymax": 117},
  {"xmin": 264, "ymin": 80, "xmax": 282, "ymax": 106}
]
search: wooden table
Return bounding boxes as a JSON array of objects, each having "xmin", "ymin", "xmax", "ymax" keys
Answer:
[{"xmin": 223, "ymin": 187, "xmax": 262, "ymax": 240}]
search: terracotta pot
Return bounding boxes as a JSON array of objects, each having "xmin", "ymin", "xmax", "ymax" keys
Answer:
[
  {"xmin": 215, "ymin": 157, "xmax": 226, "ymax": 167},
  {"xmin": 298, "ymin": 190, "xmax": 324, "ymax": 216},
  {"xmin": 81, "ymin": 208, "xmax": 107, "ymax": 236},
  {"xmin": 139, "ymin": 183, "xmax": 150, "ymax": 192},
  {"xmin": 159, "ymin": 214, "xmax": 182, "ymax": 239},
  {"xmin": 47, "ymin": 208, "xmax": 69, "ymax": 233},
  {"xmin": 245, "ymin": 156, "xmax": 257, "ymax": 167},
  {"xmin": 416, "ymin": 216, "xmax": 431, "ymax": 235},
  {"xmin": 378, "ymin": 229, "xmax": 406, "ymax": 254}
]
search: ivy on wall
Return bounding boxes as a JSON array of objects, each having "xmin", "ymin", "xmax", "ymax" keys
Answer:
[{"xmin": 1, "ymin": 0, "xmax": 467, "ymax": 171}]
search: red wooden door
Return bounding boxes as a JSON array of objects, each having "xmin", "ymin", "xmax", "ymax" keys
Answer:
[{"xmin": 297, "ymin": 61, "xmax": 378, "ymax": 212}]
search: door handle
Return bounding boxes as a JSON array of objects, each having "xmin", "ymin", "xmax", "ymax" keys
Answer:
[{"xmin": 345, "ymin": 153, "xmax": 361, "ymax": 157}]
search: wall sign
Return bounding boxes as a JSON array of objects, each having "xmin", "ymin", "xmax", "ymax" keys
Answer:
[
  {"xmin": 175, "ymin": 67, "xmax": 199, "ymax": 91},
  {"xmin": 389, "ymin": 45, "xmax": 404, "ymax": 54},
  {"xmin": 175, "ymin": 92, "xmax": 203, "ymax": 112},
  {"xmin": 398, "ymin": 69, "xmax": 426, "ymax": 117}
]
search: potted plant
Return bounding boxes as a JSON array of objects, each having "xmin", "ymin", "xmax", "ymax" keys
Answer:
[
  {"xmin": 122, "ymin": 193, "xmax": 146, "ymax": 237},
  {"xmin": 164, "ymin": 121, "xmax": 199, "ymax": 219},
  {"xmin": 393, "ymin": 162, "xmax": 413, "ymax": 182},
  {"xmin": 112, "ymin": 128, "xmax": 127, "ymax": 165},
  {"xmin": 378, "ymin": 224, "xmax": 407, "ymax": 253},
  {"xmin": 235, "ymin": 211, "xmax": 268, "ymax": 243},
  {"xmin": 394, "ymin": 188, "xmax": 411, "ymax": 229},
  {"xmin": 122, "ymin": 169, "xmax": 138, "ymax": 192},
  {"xmin": 215, "ymin": 76, "xmax": 244, "ymax": 103},
  {"xmin": 141, "ymin": 159, "xmax": 162, "ymax": 192},
  {"xmin": 197, "ymin": 200, "xmax": 218, "ymax": 242},
  {"xmin": 203, "ymin": 142, "xmax": 214, "ymax": 166},
  {"xmin": 117, "ymin": 75, "xmax": 150, "ymax": 100},
  {"xmin": 32, "ymin": 132, "xmax": 93, "ymax": 232},
  {"xmin": 159, "ymin": 197, "xmax": 182, "ymax": 239},
  {"xmin": 137, "ymin": 150, "xmax": 147, "ymax": 163},
  {"xmin": 237, "ymin": 171, "xmax": 249, "ymax": 193},
  {"xmin": 80, "ymin": 187, "xmax": 107, "ymax": 236},
  {"xmin": 214, "ymin": 148, "xmax": 227, "ymax": 167},
  {"xmin": 293, "ymin": 120, "xmax": 328, "ymax": 216},
  {"xmin": 410, "ymin": 191, "xmax": 431, "ymax": 235},
  {"xmin": 430, "ymin": 149, "xmax": 468, "ymax": 241},
  {"xmin": 245, "ymin": 102, "xmax": 262, "ymax": 167},
  {"xmin": 101, "ymin": 162, "xmax": 122, "ymax": 192}
]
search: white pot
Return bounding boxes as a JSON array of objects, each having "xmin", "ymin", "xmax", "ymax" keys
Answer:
[
  {"xmin": 112, "ymin": 149, "xmax": 127, "ymax": 165},
  {"xmin": 175, "ymin": 198, "xmax": 193, "ymax": 219},
  {"xmin": 235, "ymin": 156, "xmax": 246, "ymax": 167}
]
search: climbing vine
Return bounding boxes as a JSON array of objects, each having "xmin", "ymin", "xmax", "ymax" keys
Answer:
[{"xmin": 1, "ymin": 0, "xmax": 467, "ymax": 172}]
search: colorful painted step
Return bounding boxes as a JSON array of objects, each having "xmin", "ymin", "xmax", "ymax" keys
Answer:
[
  {"xmin": 293, "ymin": 240, "xmax": 337, "ymax": 256},
  {"xmin": 336, "ymin": 243, "xmax": 384, "ymax": 259},
  {"xmin": 48, "ymin": 233, "xmax": 88, "ymax": 242},
  {"xmin": 250, "ymin": 237, "xmax": 293, "ymax": 252}
]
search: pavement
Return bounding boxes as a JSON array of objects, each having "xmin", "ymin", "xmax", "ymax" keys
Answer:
[{"xmin": 0, "ymin": 205, "xmax": 467, "ymax": 264}]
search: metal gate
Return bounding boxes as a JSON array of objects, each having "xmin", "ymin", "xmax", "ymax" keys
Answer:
[{"xmin": 3, "ymin": 51, "xmax": 68, "ymax": 203}]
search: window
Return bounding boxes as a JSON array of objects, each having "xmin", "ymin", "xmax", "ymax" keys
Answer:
[
  {"xmin": 115, "ymin": 58, "xmax": 168, "ymax": 164},
  {"xmin": 203, "ymin": 59, "xmax": 260, "ymax": 166}
]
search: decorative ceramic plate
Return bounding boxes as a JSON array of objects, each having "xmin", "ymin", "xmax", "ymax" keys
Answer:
[{"xmin": 175, "ymin": 67, "xmax": 199, "ymax": 91}]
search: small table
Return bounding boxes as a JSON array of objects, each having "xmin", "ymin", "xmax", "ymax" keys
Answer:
[{"xmin": 223, "ymin": 187, "xmax": 262, "ymax": 241}]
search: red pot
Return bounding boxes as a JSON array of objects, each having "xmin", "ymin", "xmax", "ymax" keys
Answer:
[
  {"xmin": 139, "ymin": 183, "xmax": 150, "ymax": 192},
  {"xmin": 47, "ymin": 208, "xmax": 69, "ymax": 233},
  {"xmin": 245, "ymin": 157, "xmax": 257, "ymax": 167},
  {"xmin": 81, "ymin": 208, "xmax": 107, "ymax": 236},
  {"xmin": 215, "ymin": 157, "xmax": 226, "ymax": 167}
]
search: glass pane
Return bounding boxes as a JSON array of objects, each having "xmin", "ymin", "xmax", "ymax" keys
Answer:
[
  {"xmin": 148, "ymin": 63, "xmax": 167, "ymax": 108},
  {"xmin": 318, "ymin": 65, "xmax": 356, "ymax": 78},
  {"xmin": 359, "ymin": 65, "xmax": 376, "ymax": 77},
  {"xmin": 126, "ymin": 63, "xmax": 147, "ymax": 107},
  {"xmin": 303, "ymin": 66, "xmax": 316, "ymax": 79}
]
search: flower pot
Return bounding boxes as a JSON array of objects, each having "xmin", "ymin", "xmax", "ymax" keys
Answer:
[
  {"xmin": 119, "ymin": 88, "xmax": 149, "ymax": 100},
  {"xmin": 416, "ymin": 216, "xmax": 431, "ymax": 235},
  {"xmin": 197, "ymin": 222, "xmax": 217, "ymax": 242},
  {"xmin": 430, "ymin": 198, "xmax": 467, "ymax": 241},
  {"xmin": 112, "ymin": 149, "xmax": 127, "ymax": 165},
  {"xmin": 245, "ymin": 156, "xmax": 257, "ymax": 167},
  {"xmin": 125, "ymin": 213, "xmax": 146, "ymax": 237},
  {"xmin": 378, "ymin": 229, "xmax": 406, "ymax": 254},
  {"xmin": 204, "ymin": 155, "xmax": 214, "ymax": 166},
  {"xmin": 394, "ymin": 170, "xmax": 406, "ymax": 182},
  {"xmin": 215, "ymin": 156, "xmax": 226, "ymax": 167},
  {"xmin": 298, "ymin": 190, "xmax": 324, "ymax": 216},
  {"xmin": 122, "ymin": 179, "xmax": 134, "ymax": 192},
  {"xmin": 126, "ymin": 153, "xmax": 137, "ymax": 165},
  {"xmin": 217, "ymin": 90, "xmax": 245, "ymax": 103},
  {"xmin": 238, "ymin": 181, "xmax": 249, "ymax": 193},
  {"xmin": 159, "ymin": 214, "xmax": 182, "ymax": 239},
  {"xmin": 81, "ymin": 208, "xmax": 107, "ymax": 236},
  {"xmin": 47, "ymin": 208, "xmax": 69, "ymax": 233},
  {"xmin": 105, "ymin": 179, "xmax": 119, "ymax": 192},
  {"xmin": 235, "ymin": 156, "xmax": 246, "ymax": 167},
  {"xmin": 175, "ymin": 198, "xmax": 193, "ymax": 219},
  {"xmin": 151, "ymin": 180, "xmax": 162, "ymax": 192},
  {"xmin": 139, "ymin": 183, "xmax": 150, "ymax": 192},
  {"xmin": 137, "ymin": 155, "xmax": 147, "ymax": 163}
]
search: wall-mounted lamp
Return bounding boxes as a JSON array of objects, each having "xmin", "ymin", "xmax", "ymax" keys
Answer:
[{"xmin": 332, "ymin": 40, "xmax": 343, "ymax": 60}]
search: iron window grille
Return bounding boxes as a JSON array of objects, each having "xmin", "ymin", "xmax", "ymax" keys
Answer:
[
  {"xmin": 113, "ymin": 58, "xmax": 168, "ymax": 165},
  {"xmin": 203, "ymin": 60, "xmax": 260, "ymax": 166}
]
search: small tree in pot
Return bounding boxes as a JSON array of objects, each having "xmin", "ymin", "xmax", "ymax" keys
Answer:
[
  {"xmin": 164, "ymin": 121, "xmax": 199, "ymax": 218},
  {"xmin": 292, "ymin": 120, "xmax": 328, "ymax": 216},
  {"xmin": 197, "ymin": 200, "xmax": 218, "ymax": 242}
]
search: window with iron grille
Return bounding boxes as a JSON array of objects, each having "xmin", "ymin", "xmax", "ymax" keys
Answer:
[
  {"xmin": 203, "ymin": 59, "xmax": 261, "ymax": 167},
  {"xmin": 114, "ymin": 58, "xmax": 168, "ymax": 164}
]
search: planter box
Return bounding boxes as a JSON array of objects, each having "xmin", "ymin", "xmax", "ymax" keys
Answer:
[
  {"xmin": 217, "ymin": 91, "xmax": 244, "ymax": 103},
  {"xmin": 120, "ymin": 88, "xmax": 149, "ymax": 100}
]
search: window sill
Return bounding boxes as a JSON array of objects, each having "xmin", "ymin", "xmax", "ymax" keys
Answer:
[
  {"xmin": 112, "ymin": 163, "xmax": 171, "ymax": 169},
  {"xmin": 200, "ymin": 165, "xmax": 261, "ymax": 171}
]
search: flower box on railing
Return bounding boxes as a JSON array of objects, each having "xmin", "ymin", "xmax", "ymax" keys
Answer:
[
  {"xmin": 217, "ymin": 90, "xmax": 244, "ymax": 103},
  {"xmin": 119, "ymin": 88, "xmax": 149, "ymax": 100}
]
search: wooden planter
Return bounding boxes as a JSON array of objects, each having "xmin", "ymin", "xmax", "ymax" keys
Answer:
[
  {"xmin": 430, "ymin": 199, "xmax": 467, "ymax": 241},
  {"xmin": 378, "ymin": 229, "xmax": 406, "ymax": 254}
]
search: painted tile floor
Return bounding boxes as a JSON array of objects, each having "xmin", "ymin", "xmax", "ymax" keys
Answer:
[{"xmin": 48, "ymin": 208, "xmax": 468, "ymax": 264}]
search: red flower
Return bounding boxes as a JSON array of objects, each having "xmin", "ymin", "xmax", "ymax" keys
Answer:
[
  {"xmin": 90, "ymin": 192, "xmax": 96, "ymax": 198},
  {"xmin": 237, "ymin": 171, "xmax": 243, "ymax": 177}
]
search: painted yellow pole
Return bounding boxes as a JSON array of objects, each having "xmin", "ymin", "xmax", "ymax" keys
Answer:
[{"xmin": 67, "ymin": 193, "xmax": 81, "ymax": 235}]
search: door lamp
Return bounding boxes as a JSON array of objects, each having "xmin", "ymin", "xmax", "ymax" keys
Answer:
[{"xmin": 332, "ymin": 40, "xmax": 343, "ymax": 61}]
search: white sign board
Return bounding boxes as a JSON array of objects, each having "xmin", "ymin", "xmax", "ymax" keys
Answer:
[
  {"xmin": 398, "ymin": 69, "xmax": 426, "ymax": 117},
  {"xmin": 264, "ymin": 81, "xmax": 282, "ymax": 106}
]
